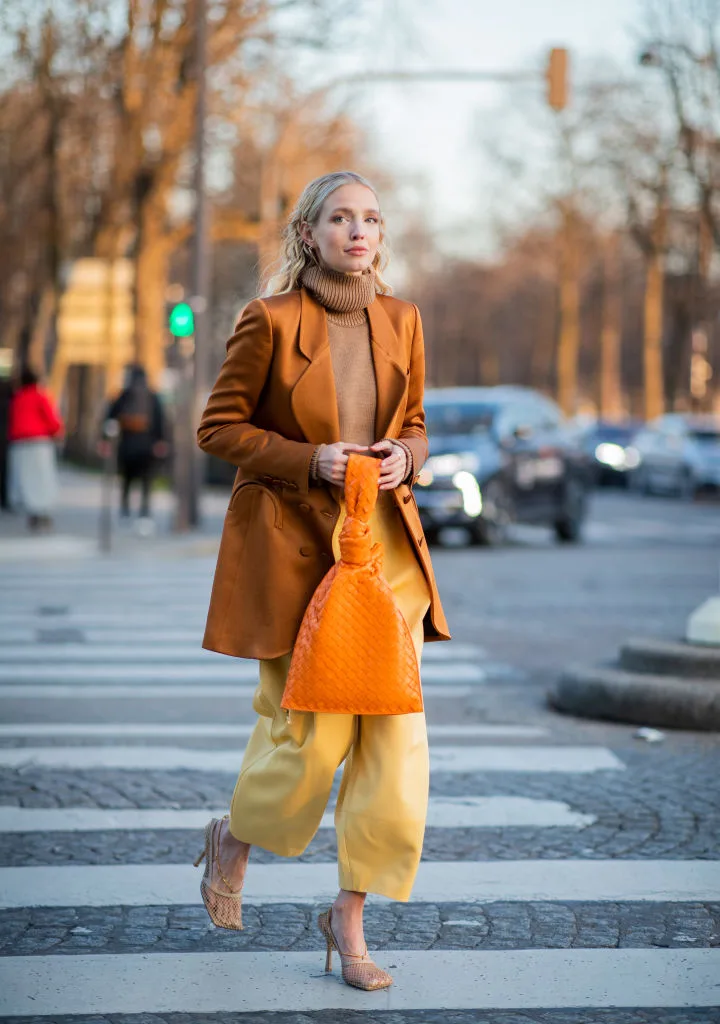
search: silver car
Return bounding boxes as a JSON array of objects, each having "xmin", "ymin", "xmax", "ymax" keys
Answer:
[{"xmin": 630, "ymin": 414, "xmax": 720, "ymax": 497}]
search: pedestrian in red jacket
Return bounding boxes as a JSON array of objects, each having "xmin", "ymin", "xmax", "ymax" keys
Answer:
[{"xmin": 8, "ymin": 368, "xmax": 64, "ymax": 531}]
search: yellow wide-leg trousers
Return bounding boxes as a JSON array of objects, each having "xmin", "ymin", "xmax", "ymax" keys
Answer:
[{"xmin": 228, "ymin": 493, "xmax": 432, "ymax": 902}]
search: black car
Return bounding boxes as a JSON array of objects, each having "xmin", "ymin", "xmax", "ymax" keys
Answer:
[
  {"xmin": 580, "ymin": 420, "xmax": 642, "ymax": 486},
  {"xmin": 416, "ymin": 386, "xmax": 592, "ymax": 546}
]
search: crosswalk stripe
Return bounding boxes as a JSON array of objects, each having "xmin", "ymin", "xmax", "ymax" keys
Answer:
[
  {"xmin": 2, "ymin": 948, "xmax": 717, "ymax": 1014},
  {"xmin": 0, "ymin": 683, "xmax": 474, "ymax": 700},
  {"xmin": 0, "ymin": 860, "xmax": 716, "ymax": 909},
  {"xmin": 0, "ymin": 722, "xmax": 547, "ymax": 739},
  {"xmin": 0, "ymin": 661, "xmax": 487, "ymax": 682},
  {"xmin": 4, "ymin": 557, "xmax": 714, "ymax": 1017},
  {"xmin": 0, "ymin": 744, "xmax": 624, "ymax": 773},
  {"xmin": 0, "ymin": 796, "xmax": 593, "ymax": 832},
  {"xmin": 0, "ymin": 638, "xmax": 487, "ymax": 663}
]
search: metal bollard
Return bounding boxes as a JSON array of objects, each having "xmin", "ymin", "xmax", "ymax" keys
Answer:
[{"xmin": 99, "ymin": 419, "xmax": 119, "ymax": 553}]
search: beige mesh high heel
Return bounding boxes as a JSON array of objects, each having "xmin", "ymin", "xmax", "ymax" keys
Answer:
[
  {"xmin": 193, "ymin": 815, "xmax": 243, "ymax": 930},
  {"xmin": 318, "ymin": 908, "xmax": 393, "ymax": 991}
]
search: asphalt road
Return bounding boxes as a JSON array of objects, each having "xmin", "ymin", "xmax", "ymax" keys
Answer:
[{"xmin": 0, "ymin": 485, "xmax": 719, "ymax": 1022}]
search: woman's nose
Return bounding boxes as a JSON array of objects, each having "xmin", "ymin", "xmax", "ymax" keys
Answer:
[{"xmin": 350, "ymin": 221, "xmax": 365, "ymax": 239}]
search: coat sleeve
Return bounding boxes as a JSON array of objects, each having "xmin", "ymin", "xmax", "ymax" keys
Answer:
[
  {"xmin": 197, "ymin": 298, "xmax": 316, "ymax": 493},
  {"xmin": 397, "ymin": 304, "xmax": 429, "ymax": 481}
]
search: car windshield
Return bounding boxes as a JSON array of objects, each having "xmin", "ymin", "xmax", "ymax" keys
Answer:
[
  {"xmin": 425, "ymin": 402, "xmax": 498, "ymax": 437},
  {"xmin": 690, "ymin": 430, "xmax": 720, "ymax": 444}
]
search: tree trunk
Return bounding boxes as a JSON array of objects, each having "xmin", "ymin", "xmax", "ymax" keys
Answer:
[
  {"xmin": 135, "ymin": 199, "xmax": 170, "ymax": 390},
  {"xmin": 643, "ymin": 250, "xmax": 665, "ymax": 420},
  {"xmin": 599, "ymin": 232, "xmax": 623, "ymax": 419},
  {"xmin": 557, "ymin": 204, "xmax": 580, "ymax": 416}
]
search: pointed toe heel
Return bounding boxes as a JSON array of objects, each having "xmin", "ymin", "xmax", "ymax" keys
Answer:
[
  {"xmin": 195, "ymin": 816, "xmax": 243, "ymax": 931},
  {"xmin": 317, "ymin": 908, "xmax": 393, "ymax": 991}
]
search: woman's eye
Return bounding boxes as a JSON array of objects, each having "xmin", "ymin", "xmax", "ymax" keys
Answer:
[
  {"xmin": 366, "ymin": 216, "xmax": 378, "ymax": 223},
  {"xmin": 332, "ymin": 216, "xmax": 346, "ymax": 223}
]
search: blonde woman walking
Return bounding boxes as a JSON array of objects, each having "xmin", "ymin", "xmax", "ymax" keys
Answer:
[{"xmin": 195, "ymin": 170, "xmax": 450, "ymax": 991}]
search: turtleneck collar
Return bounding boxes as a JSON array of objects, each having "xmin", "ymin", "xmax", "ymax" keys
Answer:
[{"xmin": 301, "ymin": 263, "xmax": 376, "ymax": 326}]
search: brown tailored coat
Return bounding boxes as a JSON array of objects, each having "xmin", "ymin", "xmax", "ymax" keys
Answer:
[{"xmin": 197, "ymin": 286, "xmax": 451, "ymax": 660}]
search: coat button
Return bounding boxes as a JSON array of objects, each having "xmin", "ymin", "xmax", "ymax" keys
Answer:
[
  {"xmin": 299, "ymin": 546, "xmax": 313, "ymax": 557},
  {"xmin": 299, "ymin": 503, "xmax": 311, "ymax": 512},
  {"xmin": 402, "ymin": 493, "xmax": 412, "ymax": 504},
  {"xmin": 321, "ymin": 510, "xmax": 335, "ymax": 518},
  {"xmin": 417, "ymin": 536, "xmax": 424, "ymax": 547}
]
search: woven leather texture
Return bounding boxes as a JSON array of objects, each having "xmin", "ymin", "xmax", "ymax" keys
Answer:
[{"xmin": 281, "ymin": 453, "xmax": 423, "ymax": 716}]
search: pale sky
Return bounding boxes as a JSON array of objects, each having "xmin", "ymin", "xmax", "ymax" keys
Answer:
[{"xmin": 304, "ymin": 0, "xmax": 646, "ymax": 259}]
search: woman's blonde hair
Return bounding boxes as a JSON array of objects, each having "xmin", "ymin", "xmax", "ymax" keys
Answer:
[{"xmin": 263, "ymin": 170, "xmax": 392, "ymax": 296}]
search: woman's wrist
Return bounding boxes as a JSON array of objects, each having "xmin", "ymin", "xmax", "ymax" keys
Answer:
[{"xmin": 383, "ymin": 438, "xmax": 413, "ymax": 483}]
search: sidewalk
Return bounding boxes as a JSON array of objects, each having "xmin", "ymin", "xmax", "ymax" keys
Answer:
[{"xmin": 0, "ymin": 464, "xmax": 227, "ymax": 563}]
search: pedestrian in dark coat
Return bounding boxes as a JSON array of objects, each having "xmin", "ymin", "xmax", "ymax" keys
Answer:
[{"xmin": 104, "ymin": 365, "xmax": 167, "ymax": 522}]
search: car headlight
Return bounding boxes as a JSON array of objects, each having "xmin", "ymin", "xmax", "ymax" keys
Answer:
[
  {"xmin": 452, "ymin": 471, "xmax": 483, "ymax": 517},
  {"xmin": 426, "ymin": 452, "xmax": 480, "ymax": 477},
  {"xmin": 594, "ymin": 442, "xmax": 628, "ymax": 469},
  {"xmin": 623, "ymin": 446, "xmax": 640, "ymax": 469}
]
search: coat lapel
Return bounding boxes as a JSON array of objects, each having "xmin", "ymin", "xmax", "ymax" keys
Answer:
[
  {"xmin": 290, "ymin": 289, "xmax": 341, "ymax": 444},
  {"xmin": 367, "ymin": 297, "xmax": 408, "ymax": 440},
  {"xmin": 290, "ymin": 288, "xmax": 408, "ymax": 445}
]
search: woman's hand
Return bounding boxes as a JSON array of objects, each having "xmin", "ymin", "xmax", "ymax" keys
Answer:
[
  {"xmin": 370, "ymin": 440, "xmax": 408, "ymax": 491},
  {"xmin": 315, "ymin": 442, "xmax": 368, "ymax": 486}
]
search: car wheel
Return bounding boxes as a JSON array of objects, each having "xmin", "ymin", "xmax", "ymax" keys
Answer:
[
  {"xmin": 473, "ymin": 478, "xmax": 513, "ymax": 546},
  {"xmin": 554, "ymin": 478, "xmax": 587, "ymax": 544}
]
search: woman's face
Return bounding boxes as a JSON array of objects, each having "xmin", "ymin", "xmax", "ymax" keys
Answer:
[{"xmin": 302, "ymin": 183, "xmax": 381, "ymax": 275}]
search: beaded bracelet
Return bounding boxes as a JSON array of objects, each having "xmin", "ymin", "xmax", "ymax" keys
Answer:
[{"xmin": 308, "ymin": 445, "xmax": 322, "ymax": 482}]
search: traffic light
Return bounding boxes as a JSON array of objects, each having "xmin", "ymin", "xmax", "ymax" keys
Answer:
[
  {"xmin": 168, "ymin": 301, "xmax": 195, "ymax": 338},
  {"xmin": 546, "ymin": 47, "xmax": 569, "ymax": 112}
]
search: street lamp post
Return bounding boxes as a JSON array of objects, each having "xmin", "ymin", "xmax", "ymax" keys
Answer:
[{"xmin": 174, "ymin": 0, "xmax": 209, "ymax": 532}]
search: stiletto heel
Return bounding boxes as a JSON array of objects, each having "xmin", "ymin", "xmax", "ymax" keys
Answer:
[
  {"xmin": 195, "ymin": 815, "xmax": 244, "ymax": 930},
  {"xmin": 317, "ymin": 908, "xmax": 393, "ymax": 991}
]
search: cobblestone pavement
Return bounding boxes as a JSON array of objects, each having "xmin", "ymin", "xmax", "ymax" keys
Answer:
[
  {"xmin": 1, "ymin": 747, "xmax": 717, "ymax": 864},
  {"xmin": 1, "ymin": 490, "xmax": 720, "ymax": 1020},
  {"xmin": 2, "ymin": 901, "xmax": 719, "ymax": 956},
  {"xmin": 3, "ymin": 1012, "xmax": 720, "ymax": 1024},
  {"xmin": 3, "ymin": 1013, "xmax": 720, "ymax": 1024}
]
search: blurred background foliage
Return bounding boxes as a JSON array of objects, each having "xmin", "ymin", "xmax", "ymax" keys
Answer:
[{"xmin": 0, "ymin": 0, "xmax": 718, "ymax": 457}]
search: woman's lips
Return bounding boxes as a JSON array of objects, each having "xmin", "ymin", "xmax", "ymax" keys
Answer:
[{"xmin": 345, "ymin": 248, "xmax": 368, "ymax": 255}]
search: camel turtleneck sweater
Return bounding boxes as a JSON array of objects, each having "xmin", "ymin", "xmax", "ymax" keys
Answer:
[{"xmin": 301, "ymin": 263, "xmax": 377, "ymax": 447}]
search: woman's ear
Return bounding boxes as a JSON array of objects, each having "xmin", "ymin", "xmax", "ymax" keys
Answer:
[{"xmin": 299, "ymin": 222, "xmax": 314, "ymax": 246}]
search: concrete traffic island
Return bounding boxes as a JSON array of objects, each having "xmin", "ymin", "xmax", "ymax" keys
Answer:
[{"xmin": 549, "ymin": 637, "xmax": 720, "ymax": 731}]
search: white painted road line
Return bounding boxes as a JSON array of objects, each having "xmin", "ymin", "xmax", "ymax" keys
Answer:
[
  {"xmin": 0, "ymin": 797, "xmax": 593, "ymax": 833},
  {"xmin": 1, "ymin": 948, "xmax": 717, "ymax": 1014},
  {"xmin": 0, "ymin": 722, "xmax": 546, "ymax": 740},
  {"xmin": 0, "ymin": 641, "xmax": 485, "ymax": 662},
  {"xmin": 0, "ymin": 861, "xmax": 717, "ymax": 909},
  {"xmin": 0, "ymin": 745, "xmax": 624, "ymax": 773},
  {"xmin": 0, "ymin": 684, "xmax": 474, "ymax": 700},
  {"xmin": 0, "ymin": 662, "xmax": 487, "ymax": 683}
]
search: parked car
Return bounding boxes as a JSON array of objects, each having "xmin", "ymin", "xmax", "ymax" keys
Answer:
[
  {"xmin": 416, "ymin": 386, "xmax": 592, "ymax": 546},
  {"xmin": 629, "ymin": 413, "xmax": 720, "ymax": 497},
  {"xmin": 580, "ymin": 420, "xmax": 642, "ymax": 486}
]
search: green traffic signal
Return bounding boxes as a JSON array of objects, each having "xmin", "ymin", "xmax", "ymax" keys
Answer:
[{"xmin": 168, "ymin": 302, "xmax": 195, "ymax": 337}]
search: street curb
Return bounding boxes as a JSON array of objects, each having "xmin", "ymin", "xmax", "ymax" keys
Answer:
[
  {"xmin": 0, "ymin": 535, "xmax": 220, "ymax": 564},
  {"xmin": 619, "ymin": 637, "xmax": 720, "ymax": 680},
  {"xmin": 549, "ymin": 663, "xmax": 720, "ymax": 731}
]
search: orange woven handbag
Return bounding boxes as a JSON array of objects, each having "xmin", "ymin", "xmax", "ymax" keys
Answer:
[{"xmin": 280, "ymin": 452, "xmax": 423, "ymax": 716}]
